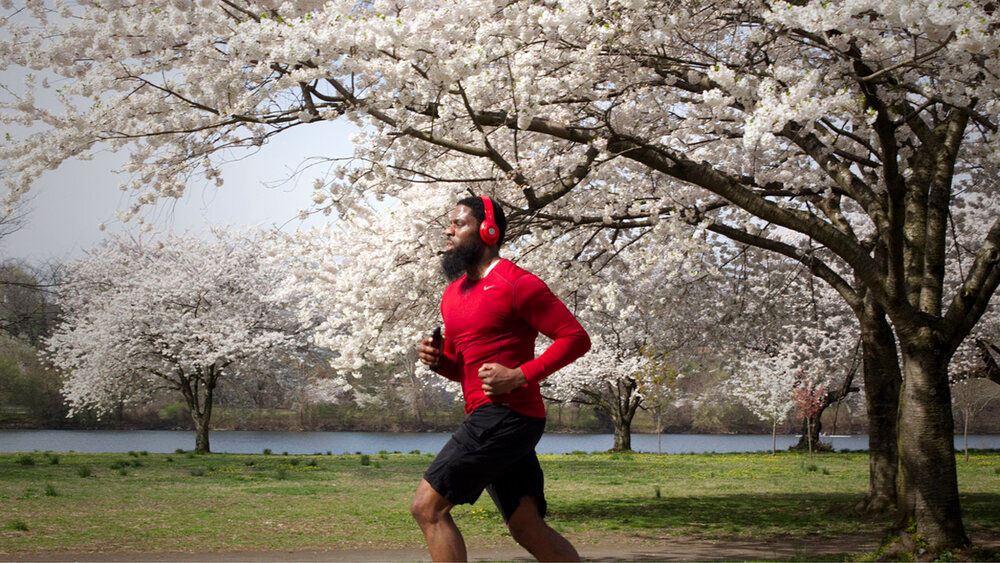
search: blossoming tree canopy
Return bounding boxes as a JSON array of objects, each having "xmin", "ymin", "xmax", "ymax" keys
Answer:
[
  {"xmin": 44, "ymin": 231, "xmax": 309, "ymax": 452},
  {"xmin": 5, "ymin": 0, "xmax": 1000, "ymax": 550}
]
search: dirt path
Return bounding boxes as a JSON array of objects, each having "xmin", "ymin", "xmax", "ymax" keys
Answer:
[{"xmin": 4, "ymin": 534, "xmax": 883, "ymax": 561}]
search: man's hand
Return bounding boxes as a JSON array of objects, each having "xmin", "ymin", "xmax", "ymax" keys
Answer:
[
  {"xmin": 478, "ymin": 363, "xmax": 527, "ymax": 397},
  {"xmin": 418, "ymin": 336, "xmax": 442, "ymax": 368}
]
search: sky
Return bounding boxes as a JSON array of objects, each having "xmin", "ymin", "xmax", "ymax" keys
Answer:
[{"xmin": 0, "ymin": 119, "xmax": 358, "ymax": 265}]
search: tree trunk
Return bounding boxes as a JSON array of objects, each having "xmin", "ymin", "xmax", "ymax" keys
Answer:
[
  {"xmin": 178, "ymin": 366, "xmax": 217, "ymax": 454},
  {"xmin": 612, "ymin": 418, "xmax": 632, "ymax": 452},
  {"xmin": 771, "ymin": 420, "xmax": 777, "ymax": 455},
  {"xmin": 962, "ymin": 409, "xmax": 969, "ymax": 463},
  {"xmin": 193, "ymin": 412, "xmax": 211, "ymax": 453},
  {"xmin": 857, "ymin": 310, "xmax": 901, "ymax": 514},
  {"xmin": 607, "ymin": 377, "xmax": 641, "ymax": 452},
  {"xmin": 895, "ymin": 342, "xmax": 969, "ymax": 551}
]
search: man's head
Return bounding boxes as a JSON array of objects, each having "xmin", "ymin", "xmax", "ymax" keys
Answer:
[{"xmin": 440, "ymin": 196, "xmax": 507, "ymax": 280}]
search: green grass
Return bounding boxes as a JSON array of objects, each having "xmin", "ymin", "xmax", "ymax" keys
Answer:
[{"xmin": 0, "ymin": 450, "xmax": 997, "ymax": 555}]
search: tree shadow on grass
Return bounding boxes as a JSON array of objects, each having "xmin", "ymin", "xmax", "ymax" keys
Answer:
[
  {"xmin": 552, "ymin": 491, "xmax": 1000, "ymax": 540},
  {"xmin": 961, "ymin": 493, "xmax": 1000, "ymax": 536}
]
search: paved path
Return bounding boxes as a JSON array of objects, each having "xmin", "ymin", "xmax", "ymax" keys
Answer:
[{"xmin": 3, "ymin": 534, "xmax": 883, "ymax": 561}]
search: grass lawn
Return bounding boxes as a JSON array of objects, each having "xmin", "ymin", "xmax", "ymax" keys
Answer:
[{"xmin": 0, "ymin": 449, "xmax": 997, "ymax": 555}]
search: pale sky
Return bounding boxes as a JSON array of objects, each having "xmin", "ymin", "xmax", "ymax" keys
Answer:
[{"xmin": 0, "ymin": 119, "xmax": 358, "ymax": 264}]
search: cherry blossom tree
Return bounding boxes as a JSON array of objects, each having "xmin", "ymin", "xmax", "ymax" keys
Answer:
[
  {"xmin": 4, "ymin": 0, "xmax": 1000, "ymax": 549},
  {"xmin": 545, "ymin": 337, "xmax": 647, "ymax": 452},
  {"xmin": 44, "ymin": 231, "xmax": 309, "ymax": 452}
]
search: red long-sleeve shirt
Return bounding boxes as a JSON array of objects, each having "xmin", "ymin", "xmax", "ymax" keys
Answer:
[{"xmin": 433, "ymin": 258, "xmax": 591, "ymax": 418}]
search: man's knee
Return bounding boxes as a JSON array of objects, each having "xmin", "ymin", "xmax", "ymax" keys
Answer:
[
  {"xmin": 411, "ymin": 479, "xmax": 451, "ymax": 525},
  {"xmin": 507, "ymin": 496, "xmax": 545, "ymax": 540}
]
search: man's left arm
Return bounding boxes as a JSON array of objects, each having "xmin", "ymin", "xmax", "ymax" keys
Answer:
[
  {"xmin": 512, "ymin": 274, "xmax": 591, "ymax": 383},
  {"xmin": 478, "ymin": 274, "xmax": 590, "ymax": 397}
]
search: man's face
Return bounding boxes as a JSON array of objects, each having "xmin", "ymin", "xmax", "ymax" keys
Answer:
[{"xmin": 441, "ymin": 204, "xmax": 484, "ymax": 280}]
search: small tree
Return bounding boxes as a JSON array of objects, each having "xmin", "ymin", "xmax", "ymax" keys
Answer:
[
  {"xmin": 950, "ymin": 377, "xmax": 999, "ymax": 462},
  {"xmin": 793, "ymin": 376, "xmax": 826, "ymax": 459},
  {"xmin": 636, "ymin": 351, "xmax": 682, "ymax": 454},
  {"xmin": 726, "ymin": 353, "xmax": 797, "ymax": 455},
  {"xmin": 45, "ymin": 231, "xmax": 308, "ymax": 452}
]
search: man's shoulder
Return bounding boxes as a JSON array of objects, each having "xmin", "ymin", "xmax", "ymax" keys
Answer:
[
  {"xmin": 494, "ymin": 258, "xmax": 536, "ymax": 284},
  {"xmin": 494, "ymin": 259, "xmax": 550, "ymax": 294}
]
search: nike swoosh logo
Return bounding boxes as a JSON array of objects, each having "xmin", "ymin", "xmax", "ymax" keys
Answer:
[{"xmin": 484, "ymin": 285, "xmax": 496, "ymax": 290}]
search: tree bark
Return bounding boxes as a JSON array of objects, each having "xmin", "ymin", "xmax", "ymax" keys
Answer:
[
  {"xmin": 857, "ymin": 311, "xmax": 901, "ymax": 513},
  {"xmin": 895, "ymin": 342, "xmax": 969, "ymax": 550}
]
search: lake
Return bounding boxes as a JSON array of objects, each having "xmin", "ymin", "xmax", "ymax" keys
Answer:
[{"xmin": 1, "ymin": 430, "xmax": 999, "ymax": 454}]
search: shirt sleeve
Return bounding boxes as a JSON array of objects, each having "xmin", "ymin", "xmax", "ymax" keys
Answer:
[
  {"xmin": 513, "ymin": 274, "xmax": 591, "ymax": 383},
  {"xmin": 432, "ymin": 334, "xmax": 462, "ymax": 382}
]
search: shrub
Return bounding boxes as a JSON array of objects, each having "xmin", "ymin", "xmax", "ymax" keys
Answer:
[
  {"xmin": 244, "ymin": 460, "xmax": 255, "ymax": 467},
  {"xmin": 175, "ymin": 448, "xmax": 186, "ymax": 454},
  {"xmin": 289, "ymin": 458, "xmax": 300, "ymax": 466},
  {"xmin": 359, "ymin": 455, "xmax": 371, "ymax": 466},
  {"xmin": 262, "ymin": 449, "xmax": 272, "ymax": 456},
  {"xmin": 16, "ymin": 454, "xmax": 34, "ymax": 466},
  {"xmin": 165, "ymin": 456, "xmax": 173, "ymax": 463},
  {"xmin": 76, "ymin": 466, "xmax": 92, "ymax": 478},
  {"xmin": 44, "ymin": 484, "xmax": 57, "ymax": 497},
  {"xmin": 306, "ymin": 459, "xmax": 317, "ymax": 467},
  {"xmin": 45, "ymin": 453, "xmax": 59, "ymax": 465},
  {"xmin": 409, "ymin": 449, "xmax": 421, "ymax": 455},
  {"xmin": 275, "ymin": 468, "xmax": 288, "ymax": 480},
  {"xmin": 189, "ymin": 467, "xmax": 205, "ymax": 477},
  {"xmin": 6, "ymin": 520, "xmax": 28, "ymax": 531},
  {"xmin": 116, "ymin": 467, "xmax": 128, "ymax": 476},
  {"xmin": 128, "ymin": 451, "xmax": 139, "ymax": 458}
]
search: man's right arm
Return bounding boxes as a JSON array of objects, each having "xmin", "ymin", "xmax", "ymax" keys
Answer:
[{"xmin": 418, "ymin": 334, "xmax": 462, "ymax": 382}]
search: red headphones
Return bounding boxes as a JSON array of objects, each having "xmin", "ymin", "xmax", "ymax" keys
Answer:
[{"xmin": 479, "ymin": 196, "xmax": 500, "ymax": 246}]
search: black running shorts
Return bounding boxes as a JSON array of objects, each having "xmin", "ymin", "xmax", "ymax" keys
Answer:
[{"xmin": 423, "ymin": 403, "xmax": 547, "ymax": 522}]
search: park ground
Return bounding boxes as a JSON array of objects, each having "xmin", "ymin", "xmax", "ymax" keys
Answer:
[{"xmin": 1, "ymin": 450, "xmax": 998, "ymax": 561}]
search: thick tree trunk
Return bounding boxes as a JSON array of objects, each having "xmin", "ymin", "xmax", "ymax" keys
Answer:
[
  {"xmin": 178, "ymin": 366, "xmax": 217, "ymax": 454},
  {"xmin": 612, "ymin": 418, "xmax": 632, "ymax": 452},
  {"xmin": 794, "ymin": 410, "xmax": 825, "ymax": 451},
  {"xmin": 858, "ymin": 313, "xmax": 901, "ymax": 513},
  {"xmin": 895, "ymin": 343, "xmax": 969, "ymax": 551},
  {"xmin": 193, "ymin": 412, "xmax": 211, "ymax": 453}
]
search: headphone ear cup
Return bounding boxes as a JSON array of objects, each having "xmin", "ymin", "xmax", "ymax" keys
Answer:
[
  {"xmin": 479, "ymin": 196, "xmax": 500, "ymax": 245},
  {"xmin": 480, "ymin": 220, "xmax": 499, "ymax": 245}
]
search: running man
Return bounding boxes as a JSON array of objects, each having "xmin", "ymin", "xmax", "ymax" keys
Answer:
[{"xmin": 413, "ymin": 195, "xmax": 591, "ymax": 561}]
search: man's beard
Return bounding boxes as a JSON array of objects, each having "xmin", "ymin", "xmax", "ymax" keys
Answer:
[{"xmin": 441, "ymin": 240, "xmax": 484, "ymax": 281}]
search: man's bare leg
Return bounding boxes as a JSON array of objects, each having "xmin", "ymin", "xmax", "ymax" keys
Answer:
[
  {"xmin": 506, "ymin": 496, "xmax": 580, "ymax": 562},
  {"xmin": 410, "ymin": 478, "xmax": 467, "ymax": 561}
]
